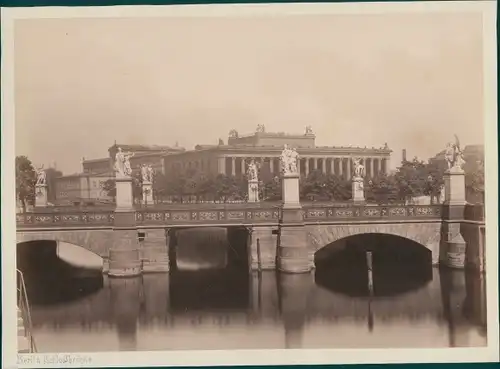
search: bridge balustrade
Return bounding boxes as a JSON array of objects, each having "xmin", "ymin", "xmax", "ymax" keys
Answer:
[{"xmin": 16, "ymin": 203, "xmax": 443, "ymax": 229}]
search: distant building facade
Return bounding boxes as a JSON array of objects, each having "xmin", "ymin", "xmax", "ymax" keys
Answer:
[
  {"xmin": 82, "ymin": 143, "xmax": 186, "ymax": 175},
  {"xmin": 55, "ymin": 172, "xmax": 114, "ymax": 205},
  {"xmin": 56, "ymin": 143, "xmax": 185, "ymax": 204},
  {"xmin": 162, "ymin": 126, "xmax": 392, "ymax": 179}
]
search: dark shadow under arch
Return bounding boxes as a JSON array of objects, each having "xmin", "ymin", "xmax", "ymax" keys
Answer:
[
  {"xmin": 168, "ymin": 226, "xmax": 250, "ymax": 311},
  {"xmin": 17, "ymin": 240, "xmax": 103, "ymax": 306},
  {"xmin": 314, "ymin": 233, "xmax": 433, "ymax": 298}
]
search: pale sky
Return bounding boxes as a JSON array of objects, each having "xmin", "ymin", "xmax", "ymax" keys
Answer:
[{"xmin": 14, "ymin": 12, "xmax": 484, "ymax": 174}]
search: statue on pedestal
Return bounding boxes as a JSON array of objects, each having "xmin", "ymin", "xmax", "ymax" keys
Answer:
[
  {"xmin": 280, "ymin": 145, "xmax": 299, "ymax": 175},
  {"xmin": 35, "ymin": 165, "xmax": 46, "ymax": 185},
  {"xmin": 352, "ymin": 158, "xmax": 365, "ymax": 179},
  {"xmin": 114, "ymin": 147, "xmax": 134, "ymax": 178},
  {"xmin": 256, "ymin": 124, "xmax": 266, "ymax": 133},
  {"xmin": 445, "ymin": 135, "xmax": 465, "ymax": 170},
  {"xmin": 247, "ymin": 159, "xmax": 260, "ymax": 202},
  {"xmin": 305, "ymin": 125, "xmax": 313, "ymax": 135}
]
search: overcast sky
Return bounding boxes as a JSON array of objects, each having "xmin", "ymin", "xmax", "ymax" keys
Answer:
[{"xmin": 14, "ymin": 11, "xmax": 484, "ymax": 174}]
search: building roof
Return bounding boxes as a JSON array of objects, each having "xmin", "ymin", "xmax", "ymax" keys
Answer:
[
  {"xmin": 57, "ymin": 170, "xmax": 114, "ymax": 179},
  {"xmin": 164, "ymin": 144, "xmax": 392, "ymax": 158},
  {"xmin": 108, "ymin": 143, "xmax": 185, "ymax": 153}
]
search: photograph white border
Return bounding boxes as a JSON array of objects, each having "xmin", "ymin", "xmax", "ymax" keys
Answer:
[{"xmin": 2, "ymin": 1, "xmax": 498, "ymax": 367}]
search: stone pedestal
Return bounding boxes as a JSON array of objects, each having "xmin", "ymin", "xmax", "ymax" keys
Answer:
[
  {"xmin": 115, "ymin": 177, "xmax": 134, "ymax": 211},
  {"xmin": 142, "ymin": 181, "xmax": 153, "ymax": 205},
  {"xmin": 441, "ymin": 167, "xmax": 467, "ymax": 269},
  {"xmin": 141, "ymin": 228, "xmax": 170, "ymax": 272},
  {"xmin": 248, "ymin": 179, "xmax": 259, "ymax": 203},
  {"xmin": 35, "ymin": 184, "xmax": 48, "ymax": 207},
  {"xmin": 277, "ymin": 173, "xmax": 311, "ymax": 273},
  {"xmin": 351, "ymin": 176, "xmax": 365, "ymax": 203},
  {"xmin": 444, "ymin": 167, "xmax": 466, "ymax": 206},
  {"xmin": 281, "ymin": 173, "xmax": 301, "ymax": 209}
]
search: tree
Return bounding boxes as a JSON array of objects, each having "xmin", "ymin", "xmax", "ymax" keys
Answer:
[
  {"xmin": 300, "ymin": 171, "xmax": 351, "ymax": 202},
  {"xmin": 101, "ymin": 179, "xmax": 116, "ymax": 201},
  {"xmin": 261, "ymin": 176, "xmax": 282, "ymax": 201},
  {"xmin": 465, "ymin": 158, "xmax": 485, "ymax": 204},
  {"xmin": 365, "ymin": 173, "xmax": 399, "ymax": 204},
  {"xmin": 394, "ymin": 158, "xmax": 431, "ymax": 202},
  {"xmin": 15, "ymin": 156, "xmax": 37, "ymax": 212}
]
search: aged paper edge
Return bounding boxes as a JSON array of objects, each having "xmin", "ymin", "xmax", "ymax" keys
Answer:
[{"xmin": 1, "ymin": 1, "xmax": 498, "ymax": 368}]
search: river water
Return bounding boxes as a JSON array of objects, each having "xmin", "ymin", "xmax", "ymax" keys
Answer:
[{"xmin": 20, "ymin": 233, "xmax": 487, "ymax": 352}]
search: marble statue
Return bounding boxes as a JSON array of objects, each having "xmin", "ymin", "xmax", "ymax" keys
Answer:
[
  {"xmin": 141, "ymin": 164, "xmax": 149, "ymax": 182},
  {"xmin": 305, "ymin": 125, "xmax": 313, "ymax": 134},
  {"xmin": 114, "ymin": 147, "xmax": 134, "ymax": 178},
  {"xmin": 35, "ymin": 165, "xmax": 46, "ymax": 185},
  {"xmin": 147, "ymin": 165, "xmax": 154, "ymax": 182},
  {"xmin": 353, "ymin": 158, "xmax": 365, "ymax": 178},
  {"xmin": 229, "ymin": 129, "xmax": 239, "ymax": 138},
  {"xmin": 247, "ymin": 159, "xmax": 258, "ymax": 181},
  {"xmin": 256, "ymin": 124, "xmax": 266, "ymax": 133},
  {"xmin": 280, "ymin": 145, "xmax": 299, "ymax": 175},
  {"xmin": 445, "ymin": 135, "xmax": 465, "ymax": 170}
]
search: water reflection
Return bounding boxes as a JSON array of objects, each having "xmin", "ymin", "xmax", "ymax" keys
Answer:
[
  {"xmin": 21, "ymin": 232, "xmax": 487, "ymax": 352},
  {"xmin": 26, "ymin": 267, "xmax": 487, "ymax": 352}
]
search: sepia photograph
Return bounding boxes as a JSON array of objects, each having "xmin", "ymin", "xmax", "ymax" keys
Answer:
[{"xmin": 1, "ymin": 1, "xmax": 498, "ymax": 367}]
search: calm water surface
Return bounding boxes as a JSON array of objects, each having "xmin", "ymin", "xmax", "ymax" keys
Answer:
[{"xmin": 21, "ymin": 233, "xmax": 487, "ymax": 352}]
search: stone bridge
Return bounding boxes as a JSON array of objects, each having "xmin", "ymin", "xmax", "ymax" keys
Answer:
[{"xmin": 16, "ymin": 201, "xmax": 485, "ymax": 275}]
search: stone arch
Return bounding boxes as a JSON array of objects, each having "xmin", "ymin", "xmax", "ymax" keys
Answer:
[
  {"xmin": 306, "ymin": 222, "xmax": 442, "ymax": 266},
  {"xmin": 16, "ymin": 230, "xmax": 114, "ymax": 258}
]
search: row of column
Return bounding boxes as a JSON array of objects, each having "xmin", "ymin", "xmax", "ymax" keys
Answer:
[{"xmin": 218, "ymin": 156, "xmax": 390, "ymax": 179}]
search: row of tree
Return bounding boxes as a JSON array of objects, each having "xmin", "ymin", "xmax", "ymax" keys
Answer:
[
  {"xmin": 117, "ymin": 156, "xmax": 484, "ymax": 205},
  {"xmin": 15, "ymin": 153, "xmax": 485, "ymax": 210}
]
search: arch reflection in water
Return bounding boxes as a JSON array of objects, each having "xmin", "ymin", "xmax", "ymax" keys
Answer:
[
  {"xmin": 23, "ymin": 232, "xmax": 487, "ymax": 351},
  {"xmin": 27, "ymin": 269, "xmax": 487, "ymax": 352}
]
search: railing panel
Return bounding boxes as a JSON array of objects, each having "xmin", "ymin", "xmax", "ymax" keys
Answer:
[
  {"xmin": 16, "ymin": 210, "xmax": 115, "ymax": 228},
  {"xmin": 302, "ymin": 204, "xmax": 442, "ymax": 221}
]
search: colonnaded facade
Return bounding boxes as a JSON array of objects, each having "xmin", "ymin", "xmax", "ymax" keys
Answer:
[
  {"xmin": 162, "ymin": 126, "xmax": 392, "ymax": 179},
  {"xmin": 53, "ymin": 127, "xmax": 392, "ymax": 204}
]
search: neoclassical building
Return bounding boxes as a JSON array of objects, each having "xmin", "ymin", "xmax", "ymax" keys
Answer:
[
  {"xmin": 81, "ymin": 143, "xmax": 186, "ymax": 175},
  {"xmin": 55, "ymin": 143, "xmax": 186, "ymax": 205},
  {"xmin": 162, "ymin": 126, "xmax": 392, "ymax": 179}
]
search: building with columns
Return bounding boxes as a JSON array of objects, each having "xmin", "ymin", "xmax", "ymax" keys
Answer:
[{"xmin": 162, "ymin": 126, "xmax": 392, "ymax": 180}]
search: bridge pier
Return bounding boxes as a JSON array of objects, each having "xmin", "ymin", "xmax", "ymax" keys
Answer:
[
  {"xmin": 141, "ymin": 228, "xmax": 170, "ymax": 272},
  {"xmin": 441, "ymin": 167, "xmax": 467, "ymax": 269},
  {"xmin": 277, "ymin": 173, "xmax": 311, "ymax": 273},
  {"xmin": 250, "ymin": 226, "xmax": 278, "ymax": 270},
  {"xmin": 109, "ymin": 177, "xmax": 142, "ymax": 277}
]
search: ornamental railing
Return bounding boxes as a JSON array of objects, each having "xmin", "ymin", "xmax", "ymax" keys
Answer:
[
  {"xmin": 302, "ymin": 204, "xmax": 442, "ymax": 221},
  {"xmin": 16, "ymin": 204, "xmax": 443, "ymax": 229}
]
